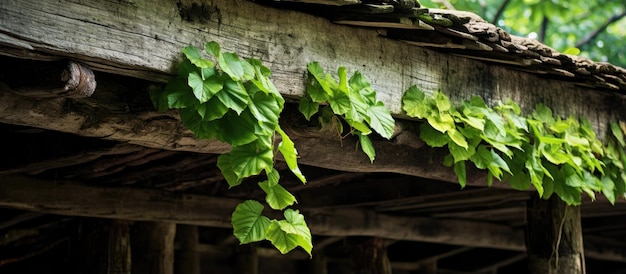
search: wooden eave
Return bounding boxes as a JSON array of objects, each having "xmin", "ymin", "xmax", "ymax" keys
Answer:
[{"xmin": 1, "ymin": 0, "xmax": 626, "ymax": 272}]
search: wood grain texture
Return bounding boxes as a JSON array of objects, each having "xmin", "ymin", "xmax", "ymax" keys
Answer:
[
  {"xmin": 1, "ymin": 0, "xmax": 625, "ymax": 139},
  {"xmin": 0, "ymin": 175, "xmax": 524, "ymax": 251}
]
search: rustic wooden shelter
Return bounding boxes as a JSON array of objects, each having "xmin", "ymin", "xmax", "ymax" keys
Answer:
[{"xmin": 1, "ymin": 0, "xmax": 626, "ymax": 273}]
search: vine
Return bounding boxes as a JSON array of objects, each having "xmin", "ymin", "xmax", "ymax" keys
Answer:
[
  {"xmin": 401, "ymin": 86, "xmax": 626, "ymax": 205},
  {"xmin": 153, "ymin": 41, "xmax": 625, "ymax": 256},
  {"xmin": 151, "ymin": 42, "xmax": 311, "ymax": 255},
  {"xmin": 300, "ymin": 62, "xmax": 395, "ymax": 161},
  {"xmin": 151, "ymin": 42, "xmax": 394, "ymax": 256}
]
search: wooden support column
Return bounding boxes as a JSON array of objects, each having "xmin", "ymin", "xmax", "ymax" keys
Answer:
[
  {"xmin": 349, "ymin": 237, "xmax": 392, "ymax": 274},
  {"xmin": 174, "ymin": 224, "xmax": 200, "ymax": 274},
  {"xmin": 526, "ymin": 195, "xmax": 585, "ymax": 274},
  {"xmin": 71, "ymin": 219, "xmax": 131, "ymax": 274},
  {"xmin": 234, "ymin": 244, "xmax": 259, "ymax": 274},
  {"xmin": 310, "ymin": 251, "xmax": 328, "ymax": 274},
  {"xmin": 131, "ymin": 222, "xmax": 176, "ymax": 274}
]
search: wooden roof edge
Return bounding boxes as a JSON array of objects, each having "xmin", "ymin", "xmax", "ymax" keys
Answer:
[{"xmin": 1, "ymin": 0, "xmax": 625, "ymax": 138}]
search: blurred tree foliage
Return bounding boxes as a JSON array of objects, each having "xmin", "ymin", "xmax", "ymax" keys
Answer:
[{"xmin": 420, "ymin": 0, "xmax": 626, "ymax": 68}]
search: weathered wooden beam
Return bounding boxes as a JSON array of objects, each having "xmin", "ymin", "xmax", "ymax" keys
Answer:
[
  {"xmin": 1, "ymin": 0, "xmax": 625, "ymax": 137},
  {"xmin": 0, "ymin": 60, "xmax": 96, "ymax": 98},
  {"xmin": 0, "ymin": 175, "xmax": 523, "ymax": 251}
]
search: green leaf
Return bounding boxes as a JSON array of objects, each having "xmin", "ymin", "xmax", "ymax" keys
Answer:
[
  {"xmin": 328, "ymin": 90, "xmax": 351, "ymax": 115},
  {"xmin": 447, "ymin": 128, "xmax": 468, "ymax": 149},
  {"xmin": 532, "ymin": 104, "xmax": 555, "ymax": 124},
  {"xmin": 366, "ymin": 104, "xmax": 395, "ymax": 139},
  {"xmin": 298, "ymin": 96, "xmax": 319, "ymax": 121},
  {"xmin": 358, "ymin": 133, "xmax": 376, "ymax": 163},
  {"xmin": 188, "ymin": 71, "xmax": 223, "ymax": 103},
  {"xmin": 337, "ymin": 67, "xmax": 349, "ymax": 94},
  {"xmin": 601, "ymin": 175, "xmax": 616, "ymax": 205},
  {"xmin": 247, "ymin": 91, "xmax": 280, "ymax": 130},
  {"xmin": 220, "ymin": 52, "xmax": 245, "ymax": 81},
  {"xmin": 179, "ymin": 107, "xmax": 216, "ymax": 140},
  {"xmin": 449, "ymin": 141, "xmax": 475, "ymax": 163},
  {"xmin": 610, "ymin": 122, "xmax": 625, "ymax": 147},
  {"xmin": 212, "ymin": 110, "xmax": 258, "ymax": 146},
  {"xmin": 217, "ymin": 78, "xmax": 250, "ymax": 114},
  {"xmin": 419, "ymin": 123, "xmax": 450, "ymax": 147},
  {"xmin": 454, "ymin": 161, "xmax": 467, "ymax": 188},
  {"xmin": 563, "ymin": 47, "xmax": 580, "ymax": 55},
  {"xmin": 434, "ymin": 92, "xmax": 451, "ymax": 112},
  {"xmin": 402, "ymin": 85, "xmax": 430, "ymax": 119},
  {"xmin": 509, "ymin": 172, "xmax": 531, "ymax": 191},
  {"xmin": 232, "ymin": 200, "xmax": 271, "ymax": 244},
  {"xmin": 182, "ymin": 45, "xmax": 214, "ymax": 68},
  {"xmin": 487, "ymin": 149, "xmax": 511, "ymax": 180},
  {"xmin": 197, "ymin": 96, "xmax": 229, "ymax": 121},
  {"xmin": 427, "ymin": 112, "xmax": 455, "ymax": 133},
  {"xmin": 204, "ymin": 41, "xmax": 221, "ymax": 58},
  {"xmin": 163, "ymin": 78, "xmax": 197, "ymax": 109},
  {"xmin": 258, "ymin": 169, "xmax": 296, "ymax": 210},
  {"xmin": 230, "ymin": 141, "xmax": 274, "ymax": 179},
  {"xmin": 217, "ymin": 153, "xmax": 243, "ymax": 187},
  {"xmin": 349, "ymin": 71, "xmax": 376, "ymax": 104},
  {"xmin": 307, "ymin": 62, "xmax": 335, "ymax": 95},
  {"xmin": 266, "ymin": 211, "xmax": 313, "ymax": 256},
  {"xmin": 276, "ymin": 127, "xmax": 306, "ymax": 183}
]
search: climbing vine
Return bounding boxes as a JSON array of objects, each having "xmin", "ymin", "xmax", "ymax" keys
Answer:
[
  {"xmin": 300, "ymin": 62, "xmax": 396, "ymax": 162},
  {"xmin": 402, "ymin": 86, "xmax": 626, "ymax": 205},
  {"xmin": 153, "ymin": 41, "xmax": 625, "ymax": 256},
  {"xmin": 151, "ymin": 42, "xmax": 394, "ymax": 256},
  {"xmin": 151, "ymin": 42, "xmax": 311, "ymax": 255}
]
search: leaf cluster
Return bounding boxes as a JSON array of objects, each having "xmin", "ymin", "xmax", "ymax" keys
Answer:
[
  {"xmin": 151, "ymin": 42, "xmax": 311, "ymax": 255},
  {"xmin": 299, "ymin": 62, "xmax": 396, "ymax": 162},
  {"xmin": 402, "ymin": 86, "xmax": 626, "ymax": 205}
]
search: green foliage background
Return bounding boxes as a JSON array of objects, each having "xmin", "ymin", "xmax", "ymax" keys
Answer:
[{"xmin": 420, "ymin": 0, "xmax": 626, "ymax": 68}]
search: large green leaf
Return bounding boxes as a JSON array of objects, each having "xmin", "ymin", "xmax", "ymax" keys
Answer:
[
  {"xmin": 265, "ymin": 210, "xmax": 313, "ymax": 256},
  {"xmin": 402, "ymin": 85, "xmax": 431, "ymax": 119},
  {"xmin": 179, "ymin": 107, "xmax": 217, "ymax": 140},
  {"xmin": 232, "ymin": 200, "xmax": 271, "ymax": 244},
  {"xmin": 212, "ymin": 110, "xmax": 258, "ymax": 146},
  {"xmin": 219, "ymin": 52, "xmax": 245, "ymax": 81},
  {"xmin": 204, "ymin": 41, "xmax": 221, "ymax": 58},
  {"xmin": 328, "ymin": 90, "xmax": 351, "ymax": 115},
  {"xmin": 349, "ymin": 71, "xmax": 376, "ymax": 104},
  {"xmin": 197, "ymin": 96, "xmax": 229, "ymax": 121},
  {"xmin": 188, "ymin": 71, "xmax": 223, "ymax": 103},
  {"xmin": 217, "ymin": 78, "xmax": 250, "ymax": 114},
  {"xmin": 307, "ymin": 62, "xmax": 334, "ymax": 95},
  {"xmin": 419, "ymin": 123, "xmax": 450, "ymax": 147},
  {"xmin": 247, "ymin": 91, "xmax": 280, "ymax": 130},
  {"xmin": 454, "ymin": 161, "xmax": 467, "ymax": 188},
  {"xmin": 298, "ymin": 96, "xmax": 319, "ymax": 121},
  {"xmin": 217, "ymin": 153, "xmax": 243, "ymax": 188},
  {"xmin": 366, "ymin": 103, "xmax": 395, "ymax": 139},
  {"xmin": 163, "ymin": 78, "xmax": 197, "ymax": 109},
  {"xmin": 276, "ymin": 127, "xmax": 306, "ymax": 183},
  {"xmin": 230, "ymin": 141, "xmax": 274, "ymax": 179},
  {"xmin": 182, "ymin": 45, "xmax": 214, "ymax": 68},
  {"xmin": 259, "ymin": 178, "xmax": 297, "ymax": 211}
]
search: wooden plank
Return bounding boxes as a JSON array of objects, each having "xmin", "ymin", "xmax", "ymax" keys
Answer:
[
  {"xmin": 131, "ymin": 222, "xmax": 176, "ymax": 274},
  {"xmin": 0, "ymin": 175, "xmax": 524, "ymax": 251},
  {"xmin": 1, "ymin": 0, "xmax": 625, "ymax": 138},
  {"xmin": 1, "ymin": 175, "xmax": 624, "ymax": 261}
]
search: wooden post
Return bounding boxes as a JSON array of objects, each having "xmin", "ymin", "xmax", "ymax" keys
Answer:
[
  {"xmin": 310, "ymin": 251, "xmax": 328, "ymax": 274},
  {"xmin": 131, "ymin": 221, "xmax": 176, "ymax": 274},
  {"xmin": 71, "ymin": 219, "xmax": 131, "ymax": 274},
  {"xmin": 234, "ymin": 243, "xmax": 258, "ymax": 274},
  {"xmin": 526, "ymin": 195, "xmax": 585, "ymax": 274},
  {"xmin": 349, "ymin": 237, "xmax": 392, "ymax": 274},
  {"xmin": 174, "ymin": 224, "xmax": 200, "ymax": 274}
]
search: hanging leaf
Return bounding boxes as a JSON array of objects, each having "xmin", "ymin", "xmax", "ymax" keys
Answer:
[
  {"xmin": 197, "ymin": 96, "xmax": 229, "ymax": 121},
  {"xmin": 454, "ymin": 161, "xmax": 467, "ymax": 188},
  {"xmin": 217, "ymin": 153, "xmax": 243, "ymax": 188},
  {"xmin": 230, "ymin": 141, "xmax": 274, "ymax": 179},
  {"xmin": 358, "ymin": 133, "xmax": 376, "ymax": 163},
  {"xmin": 217, "ymin": 78, "xmax": 250, "ymax": 114},
  {"xmin": 276, "ymin": 127, "xmax": 306, "ymax": 183},
  {"xmin": 232, "ymin": 200, "xmax": 271, "ymax": 244},
  {"xmin": 402, "ymin": 85, "xmax": 431, "ymax": 119},
  {"xmin": 298, "ymin": 96, "xmax": 319, "ymax": 121},
  {"xmin": 220, "ymin": 52, "xmax": 245, "ymax": 81},
  {"xmin": 367, "ymin": 103, "xmax": 395, "ymax": 139},
  {"xmin": 265, "ymin": 210, "xmax": 313, "ymax": 256},
  {"xmin": 259, "ymin": 179, "xmax": 297, "ymax": 211}
]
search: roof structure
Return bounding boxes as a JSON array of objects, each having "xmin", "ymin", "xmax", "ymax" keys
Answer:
[{"xmin": 0, "ymin": 0, "xmax": 625, "ymax": 273}]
